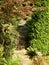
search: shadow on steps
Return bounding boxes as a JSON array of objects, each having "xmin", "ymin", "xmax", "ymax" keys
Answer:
[{"xmin": 16, "ymin": 24, "xmax": 30, "ymax": 50}]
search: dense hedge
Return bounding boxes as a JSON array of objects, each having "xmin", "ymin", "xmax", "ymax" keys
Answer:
[{"xmin": 26, "ymin": 5, "xmax": 49, "ymax": 55}]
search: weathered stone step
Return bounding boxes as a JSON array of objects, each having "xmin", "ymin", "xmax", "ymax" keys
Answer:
[{"xmin": 19, "ymin": 20, "xmax": 26, "ymax": 26}]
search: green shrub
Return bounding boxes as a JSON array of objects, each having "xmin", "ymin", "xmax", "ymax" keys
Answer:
[
  {"xmin": 26, "ymin": 6, "xmax": 49, "ymax": 55},
  {"xmin": 0, "ymin": 13, "xmax": 19, "ymax": 64},
  {"xmin": 34, "ymin": 0, "xmax": 49, "ymax": 7},
  {"xmin": 35, "ymin": 2, "xmax": 42, "ymax": 7}
]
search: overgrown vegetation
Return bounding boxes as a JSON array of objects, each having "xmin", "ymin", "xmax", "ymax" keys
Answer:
[
  {"xmin": 0, "ymin": 0, "xmax": 20, "ymax": 65},
  {"xmin": 1, "ymin": 0, "xmax": 49, "ymax": 65},
  {"xmin": 34, "ymin": 0, "xmax": 49, "ymax": 7},
  {"xmin": 26, "ymin": 0, "xmax": 49, "ymax": 56}
]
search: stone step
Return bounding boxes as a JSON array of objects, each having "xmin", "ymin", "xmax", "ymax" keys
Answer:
[{"xmin": 19, "ymin": 20, "xmax": 26, "ymax": 26}]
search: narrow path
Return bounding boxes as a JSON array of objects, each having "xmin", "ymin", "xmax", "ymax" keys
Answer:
[
  {"xmin": 16, "ymin": 49, "xmax": 32, "ymax": 65},
  {"xmin": 16, "ymin": 19, "xmax": 32, "ymax": 65},
  {"xmin": 16, "ymin": 19, "xmax": 28, "ymax": 49},
  {"xmin": 22, "ymin": 55, "xmax": 31, "ymax": 65}
]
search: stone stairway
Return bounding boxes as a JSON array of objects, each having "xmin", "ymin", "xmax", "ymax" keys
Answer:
[
  {"xmin": 16, "ymin": 19, "xmax": 28, "ymax": 49},
  {"xmin": 16, "ymin": 19, "xmax": 32, "ymax": 65}
]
